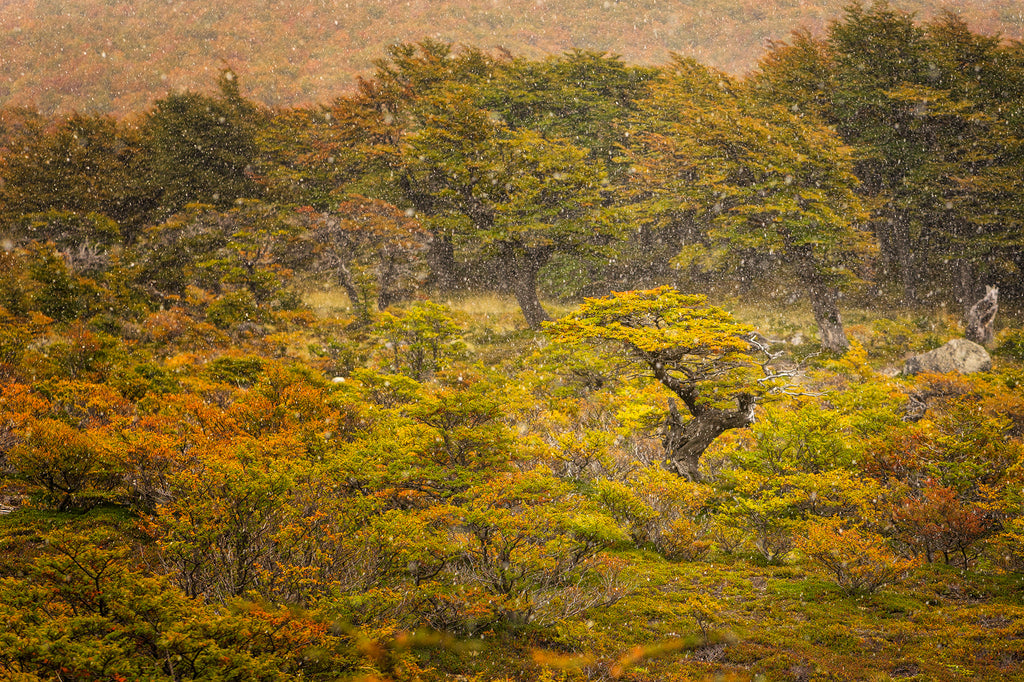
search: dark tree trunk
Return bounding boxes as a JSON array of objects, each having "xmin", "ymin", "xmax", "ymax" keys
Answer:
[
  {"xmin": 793, "ymin": 250, "xmax": 849, "ymax": 354},
  {"xmin": 956, "ymin": 259, "xmax": 977, "ymax": 318},
  {"xmin": 782, "ymin": 237, "xmax": 848, "ymax": 354},
  {"xmin": 508, "ymin": 244, "xmax": 552, "ymax": 329},
  {"xmin": 377, "ymin": 247, "xmax": 399, "ymax": 310},
  {"xmin": 428, "ymin": 234, "xmax": 457, "ymax": 293},
  {"xmin": 896, "ymin": 230, "xmax": 916, "ymax": 305},
  {"xmin": 334, "ymin": 262, "xmax": 362, "ymax": 312},
  {"xmin": 876, "ymin": 210, "xmax": 917, "ymax": 303},
  {"xmin": 662, "ymin": 396, "xmax": 756, "ymax": 482}
]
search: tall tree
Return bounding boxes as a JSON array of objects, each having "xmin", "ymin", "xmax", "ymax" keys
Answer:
[
  {"xmin": 403, "ymin": 89, "xmax": 609, "ymax": 327},
  {"xmin": 0, "ymin": 113, "xmax": 150, "ymax": 242},
  {"xmin": 266, "ymin": 42, "xmax": 495, "ymax": 292},
  {"xmin": 139, "ymin": 71, "xmax": 264, "ymax": 219},
  {"xmin": 626, "ymin": 57, "xmax": 871, "ymax": 352},
  {"xmin": 268, "ymin": 43, "xmax": 636, "ymax": 310},
  {"xmin": 754, "ymin": 3, "xmax": 1024, "ymax": 307},
  {"xmin": 485, "ymin": 128, "xmax": 610, "ymax": 327},
  {"xmin": 480, "ymin": 51, "xmax": 658, "ymax": 292},
  {"xmin": 903, "ymin": 13, "xmax": 1024, "ymax": 310}
]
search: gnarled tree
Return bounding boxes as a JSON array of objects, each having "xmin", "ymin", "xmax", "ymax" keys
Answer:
[{"xmin": 545, "ymin": 286, "xmax": 789, "ymax": 481}]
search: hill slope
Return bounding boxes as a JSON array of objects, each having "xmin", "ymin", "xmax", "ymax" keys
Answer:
[{"xmin": 2, "ymin": 0, "xmax": 1023, "ymax": 115}]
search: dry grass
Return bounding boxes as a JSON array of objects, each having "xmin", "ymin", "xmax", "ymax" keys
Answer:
[
  {"xmin": 441, "ymin": 293, "xmax": 523, "ymax": 319},
  {"xmin": 302, "ymin": 288, "xmax": 354, "ymax": 318},
  {"xmin": 301, "ymin": 286, "xmax": 579, "ymax": 332}
]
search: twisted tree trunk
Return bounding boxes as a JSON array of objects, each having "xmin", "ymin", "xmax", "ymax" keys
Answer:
[
  {"xmin": 663, "ymin": 395, "xmax": 756, "ymax": 482},
  {"xmin": 651, "ymin": 363, "xmax": 757, "ymax": 481}
]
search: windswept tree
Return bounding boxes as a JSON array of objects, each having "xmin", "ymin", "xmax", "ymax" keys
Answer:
[
  {"xmin": 403, "ymin": 89, "xmax": 610, "ymax": 327},
  {"xmin": 753, "ymin": 4, "xmax": 1024, "ymax": 308},
  {"xmin": 483, "ymin": 128, "xmax": 611, "ymax": 327},
  {"xmin": 257, "ymin": 43, "xmax": 494, "ymax": 292},
  {"xmin": 139, "ymin": 71, "xmax": 265, "ymax": 220},
  {"xmin": 304, "ymin": 196, "xmax": 429, "ymax": 316},
  {"xmin": 546, "ymin": 286, "xmax": 789, "ymax": 481},
  {"xmin": 625, "ymin": 57, "xmax": 871, "ymax": 352},
  {"xmin": 272, "ymin": 42, "xmax": 622, "ymax": 318}
]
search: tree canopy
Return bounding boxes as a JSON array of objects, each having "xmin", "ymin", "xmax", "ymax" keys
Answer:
[{"xmin": 546, "ymin": 286, "xmax": 786, "ymax": 480}]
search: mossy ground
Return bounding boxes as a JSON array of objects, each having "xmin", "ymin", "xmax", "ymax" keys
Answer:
[{"xmin": 412, "ymin": 548, "xmax": 1024, "ymax": 681}]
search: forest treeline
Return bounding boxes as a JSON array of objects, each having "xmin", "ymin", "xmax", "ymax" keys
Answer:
[
  {"xmin": 1, "ymin": 3, "xmax": 1024, "ymax": 680},
  {"xmin": 3, "ymin": 3, "xmax": 1023, "ymax": 348}
]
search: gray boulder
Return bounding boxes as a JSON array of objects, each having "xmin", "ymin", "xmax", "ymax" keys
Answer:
[{"xmin": 903, "ymin": 338, "xmax": 992, "ymax": 376}]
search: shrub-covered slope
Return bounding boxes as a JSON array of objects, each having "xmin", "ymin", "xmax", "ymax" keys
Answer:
[{"xmin": 2, "ymin": 0, "xmax": 1023, "ymax": 114}]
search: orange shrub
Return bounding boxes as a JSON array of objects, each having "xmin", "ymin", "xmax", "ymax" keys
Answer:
[{"xmin": 797, "ymin": 517, "xmax": 918, "ymax": 594}]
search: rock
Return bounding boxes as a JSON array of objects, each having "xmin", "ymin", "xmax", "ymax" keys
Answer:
[{"xmin": 903, "ymin": 338, "xmax": 992, "ymax": 376}]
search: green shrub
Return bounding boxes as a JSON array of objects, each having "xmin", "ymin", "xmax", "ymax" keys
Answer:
[
  {"xmin": 207, "ymin": 356, "xmax": 264, "ymax": 386},
  {"xmin": 206, "ymin": 290, "xmax": 261, "ymax": 329},
  {"xmin": 274, "ymin": 288, "xmax": 305, "ymax": 311},
  {"xmin": 108, "ymin": 361, "xmax": 178, "ymax": 400},
  {"xmin": 995, "ymin": 328, "xmax": 1024, "ymax": 363},
  {"xmin": 27, "ymin": 244, "xmax": 84, "ymax": 322},
  {"xmin": 376, "ymin": 301, "xmax": 465, "ymax": 380}
]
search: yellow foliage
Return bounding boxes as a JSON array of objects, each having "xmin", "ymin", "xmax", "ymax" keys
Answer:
[{"xmin": 825, "ymin": 338, "xmax": 873, "ymax": 379}]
